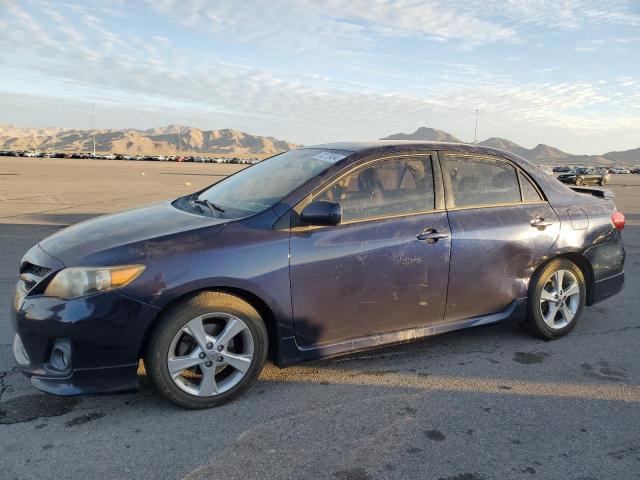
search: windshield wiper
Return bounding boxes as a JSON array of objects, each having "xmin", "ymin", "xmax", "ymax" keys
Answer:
[{"xmin": 190, "ymin": 194, "xmax": 225, "ymax": 218}]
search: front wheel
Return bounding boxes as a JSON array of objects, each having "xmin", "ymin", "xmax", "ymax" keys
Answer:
[
  {"xmin": 526, "ymin": 259, "xmax": 586, "ymax": 339},
  {"xmin": 574, "ymin": 177, "xmax": 584, "ymax": 186},
  {"xmin": 599, "ymin": 177, "xmax": 608, "ymax": 185},
  {"xmin": 145, "ymin": 291, "xmax": 268, "ymax": 409}
]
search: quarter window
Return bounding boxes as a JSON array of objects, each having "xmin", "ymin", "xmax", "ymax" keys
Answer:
[
  {"xmin": 445, "ymin": 154, "xmax": 522, "ymax": 208},
  {"xmin": 519, "ymin": 171, "xmax": 542, "ymax": 202},
  {"xmin": 315, "ymin": 156, "xmax": 435, "ymax": 222}
]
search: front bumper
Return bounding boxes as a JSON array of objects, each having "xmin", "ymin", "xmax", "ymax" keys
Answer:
[{"xmin": 11, "ymin": 288, "xmax": 159, "ymax": 395}]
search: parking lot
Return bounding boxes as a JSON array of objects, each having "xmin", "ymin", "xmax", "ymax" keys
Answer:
[{"xmin": 1, "ymin": 156, "xmax": 639, "ymax": 479}]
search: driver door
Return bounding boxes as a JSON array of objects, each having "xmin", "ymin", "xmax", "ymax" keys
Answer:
[{"xmin": 289, "ymin": 154, "xmax": 451, "ymax": 348}]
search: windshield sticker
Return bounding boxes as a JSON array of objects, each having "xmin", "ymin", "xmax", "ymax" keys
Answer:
[{"xmin": 312, "ymin": 151, "xmax": 348, "ymax": 163}]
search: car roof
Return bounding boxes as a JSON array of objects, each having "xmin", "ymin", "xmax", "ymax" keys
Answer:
[{"xmin": 301, "ymin": 140, "xmax": 523, "ymax": 160}]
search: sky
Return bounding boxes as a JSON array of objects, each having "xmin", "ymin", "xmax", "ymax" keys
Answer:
[{"xmin": 0, "ymin": 0, "xmax": 639, "ymax": 154}]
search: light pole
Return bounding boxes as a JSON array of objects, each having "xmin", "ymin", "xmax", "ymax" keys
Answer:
[
  {"xmin": 473, "ymin": 109, "xmax": 479, "ymax": 144},
  {"xmin": 91, "ymin": 103, "xmax": 96, "ymax": 156}
]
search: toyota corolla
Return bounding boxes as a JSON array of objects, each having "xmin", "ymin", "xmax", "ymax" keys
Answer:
[{"xmin": 12, "ymin": 142, "xmax": 625, "ymax": 408}]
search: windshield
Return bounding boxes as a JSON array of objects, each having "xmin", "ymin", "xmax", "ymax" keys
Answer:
[{"xmin": 191, "ymin": 148, "xmax": 350, "ymax": 219}]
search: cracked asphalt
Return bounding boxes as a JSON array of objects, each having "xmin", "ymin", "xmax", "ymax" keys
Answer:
[{"xmin": 1, "ymin": 157, "xmax": 639, "ymax": 480}]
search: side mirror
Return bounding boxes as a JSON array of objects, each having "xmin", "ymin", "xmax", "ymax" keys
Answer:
[{"xmin": 299, "ymin": 200, "xmax": 342, "ymax": 226}]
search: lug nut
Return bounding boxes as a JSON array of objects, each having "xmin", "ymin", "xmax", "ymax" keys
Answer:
[
  {"xmin": 199, "ymin": 352, "xmax": 206, "ymax": 359},
  {"xmin": 206, "ymin": 342, "xmax": 213, "ymax": 349},
  {"xmin": 217, "ymin": 356, "xmax": 223, "ymax": 362},
  {"xmin": 217, "ymin": 345, "xmax": 223, "ymax": 352},
  {"xmin": 205, "ymin": 361, "xmax": 213, "ymax": 367}
]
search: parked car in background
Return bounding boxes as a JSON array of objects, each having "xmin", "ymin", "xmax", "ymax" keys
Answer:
[
  {"xmin": 538, "ymin": 165, "xmax": 554, "ymax": 175},
  {"xmin": 553, "ymin": 166, "xmax": 571, "ymax": 173},
  {"xmin": 558, "ymin": 167, "xmax": 610, "ymax": 186},
  {"xmin": 631, "ymin": 167, "xmax": 640, "ymax": 174},
  {"xmin": 609, "ymin": 167, "xmax": 631, "ymax": 174},
  {"xmin": 12, "ymin": 141, "xmax": 626, "ymax": 409}
]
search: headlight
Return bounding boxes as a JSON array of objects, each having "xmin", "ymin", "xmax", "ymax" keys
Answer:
[{"xmin": 44, "ymin": 265, "xmax": 145, "ymax": 299}]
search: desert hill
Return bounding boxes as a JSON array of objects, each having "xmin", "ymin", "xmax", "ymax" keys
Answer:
[
  {"xmin": 380, "ymin": 128, "xmax": 639, "ymax": 166},
  {"xmin": 0, "ymin": 124, "xmax": 298, "ymax": 157}
]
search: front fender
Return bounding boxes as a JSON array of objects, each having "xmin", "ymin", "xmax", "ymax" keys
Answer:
[{"xmin": 118, "ymin": 223, "xmax": 294, "ymax": 356}]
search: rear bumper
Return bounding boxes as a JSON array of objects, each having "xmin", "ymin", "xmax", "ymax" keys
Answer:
[
  {"xmin": 584, "ymin": 229, "xmax": 625, "ymax": 305},
  {"xmin": 592, "ymin": 271, "xmax": 625, "ymax": 305},
  {"xmin": 11, "ymin": 289, "xmax": 159, "ymax": 396}
]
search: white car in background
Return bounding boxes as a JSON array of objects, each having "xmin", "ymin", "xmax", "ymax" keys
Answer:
[{"xmin": 610, "ymin": 167, "xmax": 631, "ymax": 174}]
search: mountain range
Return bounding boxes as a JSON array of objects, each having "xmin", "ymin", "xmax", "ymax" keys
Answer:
[
  {"xmin": 380, "ymin": 127, "xmax": 639, "ymax": 166},
  {"xmin": 0, "ymin": 124, "xmax": 297, "ymax": 158},
  {"xmin": 1, "ymin": 124, "xmax": 638, "ymax": 165}
]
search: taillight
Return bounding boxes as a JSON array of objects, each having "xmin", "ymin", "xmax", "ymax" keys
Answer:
[{"xmin": 611, "ymin": 211, "xmax": 625, "ymax": 230}]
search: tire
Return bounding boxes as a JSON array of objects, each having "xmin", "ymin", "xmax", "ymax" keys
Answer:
[
  {"xmin": 599, "ymin": 177, "xmax": 607, "ymax": 185},
  {"xmin": 145, "ymin": 291, "xmax": 268, "ymax": 409},
  {"xmin": 574, "ymin": 177, "xmax": 584, "ymax": 186},
  {"xmin": 526, "ymin": 259, "xmax": 586, "ymax": 339}
]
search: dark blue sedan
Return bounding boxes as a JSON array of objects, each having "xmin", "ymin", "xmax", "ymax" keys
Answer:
[{"xmin": 12, "ymin": 142, "xmax": 626, "ymax": 408}]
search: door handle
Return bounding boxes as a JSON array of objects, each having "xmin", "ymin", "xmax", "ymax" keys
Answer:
[
  {"xmin": 530, "ymin": 217, "xmax": 553, "ymax": 228},
  {"xmin": 417, "ymin": 228, "xmax": 449, "ymax": 243}
]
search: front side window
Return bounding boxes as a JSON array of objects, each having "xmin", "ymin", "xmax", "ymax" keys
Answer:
[
  {"xmin": 445, "ymin": 154, "xmax": 521, "ymax": 208},
  {"xmin": 315, "ymin": 156, "xmax": 435, "ymax": 222},
  {"xmin": 192, "ymin": 149, "xmax": 350, "ymax": 219}
]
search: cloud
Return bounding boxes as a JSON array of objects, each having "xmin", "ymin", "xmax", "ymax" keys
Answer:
[
  {"xmin": 1, "ymin": 0, "xmax": 639, "ymax": 153},
  {"xmin": 146, "ymin": 0, "xmax": 518, "ymax": 51},
  {"xmin": 145, "ymin": 0, "xmax": 640, "ymax": 53},
  {"xmin": 454, "ymin": 0, "xmax": 640, "ymax": 29}
]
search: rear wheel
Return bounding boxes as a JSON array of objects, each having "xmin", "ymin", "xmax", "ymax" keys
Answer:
[
  {"xmin": 574, "ymin": 177, "xmax": 584, "ymax": 186},
  {"xmin": 145, "ymin": 291, "xmax": 268, "ymax": 409},
  {"xmin": 526, "ymin": 259, "xmax": 586, "ymax": 339}
]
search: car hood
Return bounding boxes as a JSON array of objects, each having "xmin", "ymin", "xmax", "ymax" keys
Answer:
[{"xmin": 39, "ymin": 200, "xmax": 228, "ymax": 265}]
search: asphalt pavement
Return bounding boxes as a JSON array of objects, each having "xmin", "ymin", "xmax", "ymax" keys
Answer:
[{"xmin": 1, "ymin": 157, "xmax": 639, "ymax": 480}]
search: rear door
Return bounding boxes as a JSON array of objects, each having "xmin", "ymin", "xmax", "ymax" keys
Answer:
[
  {"xmin": 289, "ymin": 154, "xmax": 451, "ymax": 347},
  {"xmin": 441, "ymin": 152, "xmax": 560, "ymax": 322}
]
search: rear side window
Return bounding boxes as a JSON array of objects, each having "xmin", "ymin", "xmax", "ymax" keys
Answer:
[
  {"xmin": 519, "ymin": 172, "xmax": 542, "ymax": 202},
  {"xmin": 315, "ymin": 156, "xmax": 435, "ymax": 222},
  {"xmin": 445, "ymin": 154, "xmax": 521, "ymax": 208}
]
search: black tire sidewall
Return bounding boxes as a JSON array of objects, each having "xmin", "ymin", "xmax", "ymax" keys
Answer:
[
  {"xmin": 145, "ymin": 292, "xmax": 268, "ymax": 409},
  {"xmin": 527, "ymin": 259, "xmax": 586, "ymax": 339},
  {"xmin": 575, "ymin": 177, "xmax": 584, "ymax": 185}
]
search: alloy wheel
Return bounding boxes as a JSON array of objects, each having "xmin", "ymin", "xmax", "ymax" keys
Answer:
[
  {"xmin": 539, "ymin": 269, "xmax": 581, "ymax": 329},
  {"xmin": 166, "ymin": 312, "xmax": 254, "ymax": 396}
]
